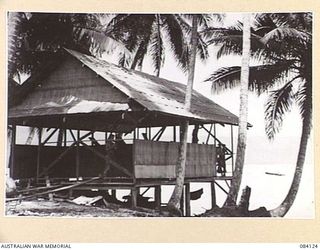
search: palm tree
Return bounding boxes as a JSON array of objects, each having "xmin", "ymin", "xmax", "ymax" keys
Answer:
[
  {"xmin": 165, "ymin": 14, "xmax": 224, "ymax": 215},
  {"xmin": 8, "ymin": 12, "xmax": 117, "ymax": 81},
  {"xmin": 166, "ymin": 15, "xmax": 198, "ymax": 214},
  {"xmin": 205, "ymin": 13, "xmax": 312, "ymax": 216},
  {"xmin": 224, "ymin": 13, "xmax": 251, "ymax": 207},
  {"xmin": 107, "ymin": 14, "xmax": 211, "ymax": 77}
]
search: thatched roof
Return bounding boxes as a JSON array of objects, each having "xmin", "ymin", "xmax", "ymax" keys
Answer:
[{"xmin": 8, "ymin": 49, "xmax": 239, "ymax": 132}]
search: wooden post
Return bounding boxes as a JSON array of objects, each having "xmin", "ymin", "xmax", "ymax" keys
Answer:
[
  {"xmin": 131, "ymin": 187, "xmax": 138, "ymax": 208},
  {"xmin": 69, "ymin": 189, "xmax": 73, "ymax": 199},
  {"xmin": 45, "ymin": 176, "xmax": 53, "ymax": 201},
  {"xmin": 36, "ymin": 128, "xmax": 42, "ymax": 182},
  {"xmin": 206, "ymin": 124, "xmax": 213, "ymax": 144},
  {"xmin": 185, "ymin": 183, "xmax": 191, "ymax": 216},
  {"xmin": 180, "ymin": 186, "xmax": 184, "ymax": 215},
  {"xmin": 76, "ymin": 130, "xmax": 80, "ymax": 179},
  {"xmin": 10, "ymin": 125, "xmax": 16, "ymax": 178},
  {"xmin": 91, "ymin": 132, "xmax": 94, "ymax": 146},
  {"xmin": 64, "ymin": 129, "xmax": 67, "ymax": 147},
  {"xmin": 104, "ymin": 132, "xmax": 111, "ymax": 176},
  {"xmin": 211, "ymin": 181, "xmax": 217, "ymax": 208},
  {"xmin": 214, "ymin": 124, "xmax": 217, "ymax": 147},
  {"xmin": 231, "ymin": 125, "xmax": 234, "ymax": 173},
  {"xmin": 173, "ymin": 126, "xmax": 176, "ymax": 142},
  {"xmin": 155, "ymin": 186, "xmax": 161, "ymax": 210},
  {"xmin": 145, "ymin": 127, "xmax": 148, "ymax": 139},
  {"xmin": 111, "ymin": 189, "xmax": 116, "ymax": 199}
]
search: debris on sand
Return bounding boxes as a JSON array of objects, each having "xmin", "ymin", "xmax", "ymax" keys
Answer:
[{"xmin": 6, "ymin": 199, "xmax": 163, "ymax": 217}]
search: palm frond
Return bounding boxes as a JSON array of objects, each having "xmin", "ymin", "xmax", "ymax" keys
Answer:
[
  {"xmin": 206, "ymin": 27, "xmax": 265, "ymax": 59},
  {"xmin": 117, "ymin": 50, "xmax": 132, "ymax": 68},
  {"xmin": 206, "ymin": 66, "xmax": 241, "ymax": 94},
  {"xmin": 161, "ymin": 14, "xmax": 187, "ymax": 71},
  {"xmin": 264, "ymin": 80, "xmax": 296, "ymax": 139},
  {"xmin": 8, "ymin": 12, "xmax": 29, "ymax": 78},
  {"xmin": 196, "ymin": 35, "xmax": 209, "ymax": 61},
  {"xmin": 149, "ymin": 16, "xmax": 164, "ymax": 76},
  {"xmin": 206, "ymin": 61, "xmax": 294, "ymax": 95},
  {"xmin": 261, "ymin": 26, "xmax": 311, "ymax": 45},
  {"xmin": 295, "ymin": 81, "xmax": 312, "ymax": 129}
]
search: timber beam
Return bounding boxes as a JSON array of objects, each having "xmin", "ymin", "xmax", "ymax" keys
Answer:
[{"xmin": 38, "ymin": 131, "xmax": 92, "ymax": 177}]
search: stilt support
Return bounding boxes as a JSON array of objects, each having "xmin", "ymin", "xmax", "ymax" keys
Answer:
[
  {"xmin": 131, "ymin": 187, "xmax": 138, "ymax": 208},
  {"xmin": 211, "ymin": 181, "xmax": 217, "ymax": 208},
  {"xmin": 185, "ymin": 183, "xmax": 191, "ymax": 216},
  {"xmin": 180, "ymin": 187, "xmax": 184, "ymax": 216},
  {"xmin": 10, "ymin": 125, "xmax": 16, "ymax": 179},
  {"xmin": 155, "ymin": 186, "xmax": 161, "ymax": 210},
  {"xmin": 111, "ymin": 189, "xmax": 116, "ymax": 199}
]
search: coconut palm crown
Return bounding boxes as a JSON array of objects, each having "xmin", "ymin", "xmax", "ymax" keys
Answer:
[
  {"xmin": 8, "ymin": 12, "xmax": 117, "ymax": 81},
  {"xmin": 205, "ymin": 13, "xmax": 312, "ymax": 140},
  {"xmin": 107, "ymin": 14, "xmax": 223, "ymax": 76}
]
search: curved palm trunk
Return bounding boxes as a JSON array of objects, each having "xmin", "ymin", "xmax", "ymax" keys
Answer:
[
  {"xmin": 224, "ymin": 13, "xmax": 251, "ymax": 207},
  {"xmin": 269, "ymin": 118, "xmax": 311, "ymax": 217},
  {"xmin": 167, "ymin": 15, "xmax": 198, "ymax": 214}
]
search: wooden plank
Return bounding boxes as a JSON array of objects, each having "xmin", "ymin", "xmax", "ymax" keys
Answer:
[
  {"xmin": 42, "ymin": 128, "xmax": 58, "ymax": 145},
  {"xmin": 6, "ymin": 176, "xmax": 101, "ymax": 202},
  {"xmin": 214, "ymin": 181, "xmax": 229, "ymax": 195},
  {"xmin": 135, "ymin": 165, "xmax": 175, "ymax": 179}
]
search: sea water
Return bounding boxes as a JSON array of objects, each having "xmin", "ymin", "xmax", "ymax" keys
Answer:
[{"xmin": 155, "ymin": 164, "xmax": 314, "ymax": 218}]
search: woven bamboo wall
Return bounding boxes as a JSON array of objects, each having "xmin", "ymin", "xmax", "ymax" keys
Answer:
[
  {"xmin": 12, "ymin": 144, "xmax": 133, "ymax": 179},
  {"xmin": 133, "ymin": 140, "xmax": 216, "ymax": 179}
]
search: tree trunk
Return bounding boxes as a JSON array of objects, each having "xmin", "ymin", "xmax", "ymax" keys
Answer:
[
  {"xmin": 224, "ymin": 13, "xmax": 251, "ymax": 207},
  {"xmin": 269, "ymin": 118, "xmax": 311, "ymax": 217},
  {"xmin": 167, "ymin": 15, "xmax": 198, "ymax": 214}
]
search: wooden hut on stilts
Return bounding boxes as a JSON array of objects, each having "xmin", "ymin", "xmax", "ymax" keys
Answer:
[{"xmin": 7, "ymin": 49, "xmax": 241, "ymax": 216}]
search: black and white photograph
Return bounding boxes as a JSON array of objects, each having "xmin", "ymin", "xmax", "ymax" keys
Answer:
[{"xmin": 6, "ymin": 12, "xmax": 313, "ymax": 219}]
